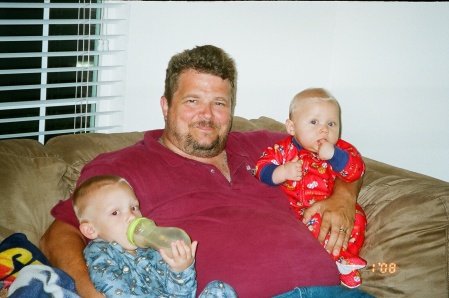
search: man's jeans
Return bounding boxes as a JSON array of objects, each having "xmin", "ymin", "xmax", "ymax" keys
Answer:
[{"xmin": 272, "ymin": 286, "xmax": 375, "ymax": 298}]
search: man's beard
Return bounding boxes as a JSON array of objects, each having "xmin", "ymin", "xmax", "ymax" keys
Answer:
[{"xmin": 167, "ymin": 120, "xmax": 230, "ymax": 158}]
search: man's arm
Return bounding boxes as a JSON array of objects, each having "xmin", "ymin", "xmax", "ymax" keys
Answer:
[
  {"xmin": 302, "ymin": 176, "xmax": 363, "ymax": 256},
  {"xmin": 39, "ymin": 220, "xmax": 103, "ymax": 298}
]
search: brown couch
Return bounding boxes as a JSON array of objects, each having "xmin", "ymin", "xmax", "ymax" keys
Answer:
[{"xmin": 1, "ymin": 116, "xmax": 448, "ymax": 298}]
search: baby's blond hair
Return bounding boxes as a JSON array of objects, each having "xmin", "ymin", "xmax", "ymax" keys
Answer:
[
  {"xmin": 72, "ymin": 175, "xmax": 132, "ymax": 223},
  {"xmin": 289, "ymin": 87, "xmax": 340, "ymax": 120}
]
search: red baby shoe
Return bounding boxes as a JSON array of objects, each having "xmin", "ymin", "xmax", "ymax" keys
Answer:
[{"xmin": 340, "ymin": 270, "xmax": 362, "ymax": 289}]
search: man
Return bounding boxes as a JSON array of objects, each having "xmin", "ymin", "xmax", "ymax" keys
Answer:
[{"xmin": 40, "ymin": 45, "xmax": 366, "ymax": 297}]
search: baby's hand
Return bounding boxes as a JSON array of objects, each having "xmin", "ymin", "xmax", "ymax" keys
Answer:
[
  {"xmin": 317, "ymin": 139, "xmax": 335, "ymax": 160},
  {"xmin": 160, "ymin": 240, "xmax": 198, "ymax": 272},
  {"xmin": 281, "ymin": 155, "xmax": 303, "ymax": 181}
]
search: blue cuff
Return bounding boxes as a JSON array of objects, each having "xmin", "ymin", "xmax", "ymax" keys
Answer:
[
  {"xmin": 259, "ymin": 164, "xmax": 280, "ymax": 186},
  {"xmin": 328, "ymin": 147, "xmax": 349, "ymax": 172}
]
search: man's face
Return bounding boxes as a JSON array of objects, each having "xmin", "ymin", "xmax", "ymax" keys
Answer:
[{"xmin": 161, "ymin": 69, "xmax": 233, "ymax": 158}]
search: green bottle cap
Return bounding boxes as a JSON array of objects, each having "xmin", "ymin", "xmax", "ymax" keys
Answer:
[{"xmin": 127, "ymin": 217, "xmax": 145, "ymax": 245}]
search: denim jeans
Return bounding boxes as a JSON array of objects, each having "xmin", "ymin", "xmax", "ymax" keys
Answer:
[{"xmin": 272, "ymin": 285, "xmax": 375, "ymax": 298}]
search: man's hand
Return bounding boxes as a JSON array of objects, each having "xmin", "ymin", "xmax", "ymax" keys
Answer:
[{"xmin": 302, "ymin": 178, "xmax": 362, "ymax": 256}]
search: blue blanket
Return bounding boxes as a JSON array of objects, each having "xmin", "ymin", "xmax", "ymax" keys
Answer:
[
  {"xmin": 7, "ymin": 264, "xmax": 80, "ymax": 298},
  {"xmin": 0, "ymin": 233, "xmax": 79, "ymax": 297}
]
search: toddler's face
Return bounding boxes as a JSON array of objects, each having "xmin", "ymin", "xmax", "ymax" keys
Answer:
[
  {"xmin": 85, "ymin": 182, "xmax": 142, "ymax": 250},
  {"xmin": 288, "ymin": 99, "xmax": 340, "ymax": 153}
]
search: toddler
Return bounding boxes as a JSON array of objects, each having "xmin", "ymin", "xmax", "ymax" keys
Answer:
[
  {"xmin": 255, "ymin": 88, "xmax": 367, "ymax": 288},
  {"xmin": 73, "ymin": 174, "xmax": 237, "ymax": 297}
]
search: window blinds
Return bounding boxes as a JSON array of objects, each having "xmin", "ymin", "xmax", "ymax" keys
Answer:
[{"xmin": 0, "ymin": 0, "xmax": 127, "ymax": 143}]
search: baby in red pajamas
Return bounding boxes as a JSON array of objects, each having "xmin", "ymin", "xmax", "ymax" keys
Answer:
[{"xmin": 255, "ymin": 88, "xmax": 367, "ymax": 288}]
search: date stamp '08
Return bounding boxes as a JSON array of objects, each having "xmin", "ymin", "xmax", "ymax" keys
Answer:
[{"xmin": 367, "ymin": 263, "xmax": 397, "ymax": 274}]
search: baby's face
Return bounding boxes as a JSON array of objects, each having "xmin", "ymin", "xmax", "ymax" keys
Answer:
[
  {"xmin": 288, "ymin": 99, "xmax": 340, "ymax": 153},
  {"xmin": 85, "ymin": 182, "xmax": 142, "ymax": 250}
]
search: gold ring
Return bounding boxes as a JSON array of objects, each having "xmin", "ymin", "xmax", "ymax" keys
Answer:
[{"xmin": 339, "ymin": 228, "xmax": 347, "ymax": 233}]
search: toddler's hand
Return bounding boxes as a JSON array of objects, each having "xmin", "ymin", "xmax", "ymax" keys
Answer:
[
  {"xmin": 160, "ymin": 240, "xmax": 198, "ymax": 272},
  {"xmin": 317, "ymin": 140, "xmax": 335, "ymax": 160},
  {"xmin": 282, "ymin": 155, "xmax": 303, "ymax": 181}
]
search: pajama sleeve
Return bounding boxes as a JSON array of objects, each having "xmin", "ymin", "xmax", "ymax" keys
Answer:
[
  {"xmin": 328, "ymin": 139, "xmax": 365, "ymax": 182},
  {"xmin": 163, "ymin": 263, "xmax": 197, "ymax": 298},
  {"xmin": 255, "ymin": 139, "xmax": 290, "ymax": 186}
]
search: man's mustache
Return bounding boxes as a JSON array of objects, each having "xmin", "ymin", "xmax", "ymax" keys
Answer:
[{"xmin": 190, "ymin": 121, "xmax": 218, "ymax": 129}]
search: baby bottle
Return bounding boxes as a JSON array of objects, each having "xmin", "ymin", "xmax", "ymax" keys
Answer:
[{"xmin": 127, "ymin": 217, "xmax": 191, "ymax": 258}]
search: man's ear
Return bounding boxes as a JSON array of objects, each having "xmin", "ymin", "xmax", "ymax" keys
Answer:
[
  {"xmin": 160, "ymin": 96, "xmax": 168, "ymax": 121},
  {"xmin": 79, "ymin": 222, "xmax": 98, "ymax": 240},
  {"xmin": 285, "ymin": 119, "xmax": 295, "ymax": 136}
]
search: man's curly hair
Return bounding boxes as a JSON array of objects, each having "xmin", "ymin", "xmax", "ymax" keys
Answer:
[{"xmin": 164, "ymin": 45, "xmax": 238, "ymax": 113}]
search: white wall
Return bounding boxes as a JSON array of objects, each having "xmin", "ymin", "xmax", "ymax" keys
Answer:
[{"xmin": 121, "ymin": 1, "xmax": 449, "ymax": 182}]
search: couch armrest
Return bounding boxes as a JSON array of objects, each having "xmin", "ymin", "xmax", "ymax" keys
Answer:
[{"xmin": 358, "ymin": 157, "xmax": 449, "ymax": 297}]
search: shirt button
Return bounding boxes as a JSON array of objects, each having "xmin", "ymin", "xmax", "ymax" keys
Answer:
[{"xmin": 210, "ymin": 169, "xmax": 215, "ymax": 173}]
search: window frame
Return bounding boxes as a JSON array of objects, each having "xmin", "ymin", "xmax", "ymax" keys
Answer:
[{"xmin": 0, "ymin": 0, "xmax": 127, "ymax": 143}]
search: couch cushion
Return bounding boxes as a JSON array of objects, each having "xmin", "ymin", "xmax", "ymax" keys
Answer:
[
  {"xmin": 45, "ymin": 132, "xmax": 145, "ymax": 192},
  {"xmin": 359, "ymin": 157, "xmax": 449, "ymax": 298},
  {"xmin": 0, "ymin": 140, "xmax": 70, "ymax": 246},
  {"xmin": 232, "ymin": 116, "xmax": 287, "ymax": 133}
]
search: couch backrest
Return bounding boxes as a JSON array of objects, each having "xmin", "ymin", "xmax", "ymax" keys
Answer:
[{"xmin": 0, "ymin": 139, "xmax": 71, "ymax": 245}]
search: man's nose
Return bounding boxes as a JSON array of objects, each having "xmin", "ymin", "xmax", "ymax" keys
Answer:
[{"xmin": 199, "ymin": 103, "xmax": 213, "ymax": 119}]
